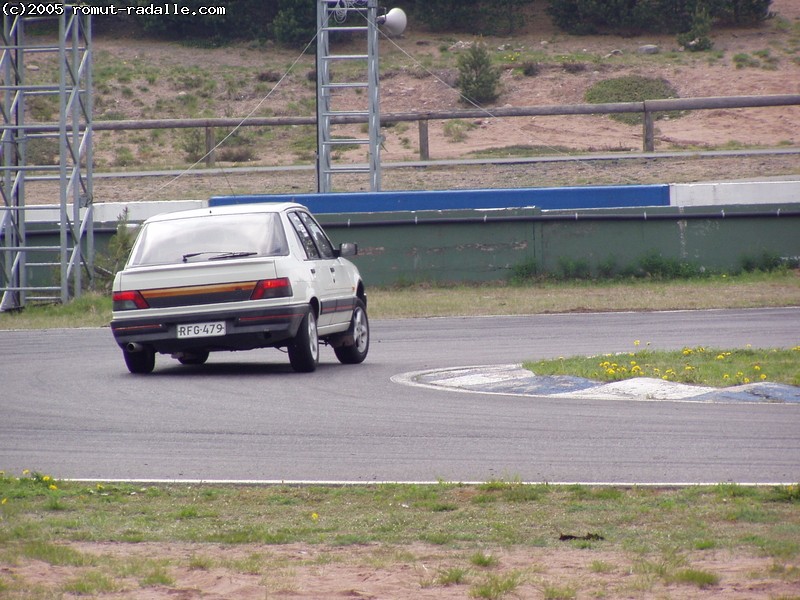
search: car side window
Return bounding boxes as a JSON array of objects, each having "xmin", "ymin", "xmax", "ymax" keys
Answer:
[
  {"xmin": 288, "ymin": 212, "xmax": 320, "ymax": 260},
  {"xmin": 298, "ymin": 212, "xmax": 335, "ymax": 259}
]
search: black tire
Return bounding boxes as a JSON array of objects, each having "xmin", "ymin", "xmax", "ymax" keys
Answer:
[
  {"xmin": 177, "ymin": 350, "xmax": 209, "ymax": 365},
  {"xmin": 334, "ymin": 299, "xmax": 369, "ymax": 364},
  {"xmin": 123, "ymin": 346, "xmax": 155, "ymax": 374},
  {"xmin": 288, "ymin": 308, "xmax": 319, "ymax": 372}
]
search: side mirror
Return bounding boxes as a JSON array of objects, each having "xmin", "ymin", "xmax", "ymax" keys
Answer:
[{"xmin": 337, "ymin": 242, "xmax": 358, "ymax": 258}]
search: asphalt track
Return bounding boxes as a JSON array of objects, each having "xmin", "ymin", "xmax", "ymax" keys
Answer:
[{"xmin": 1, "ymin": 307, "xmax": 798, "ymax": 484}]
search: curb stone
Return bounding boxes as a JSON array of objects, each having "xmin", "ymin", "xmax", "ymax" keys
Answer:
[{"xmin": 401, "ymin": 364, "xmax": 800, "ymax": 404}]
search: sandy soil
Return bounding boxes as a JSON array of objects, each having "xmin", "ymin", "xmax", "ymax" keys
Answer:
[{"xmin": 6, "ymin": 540, "xmax": 800, "ymax": 599}]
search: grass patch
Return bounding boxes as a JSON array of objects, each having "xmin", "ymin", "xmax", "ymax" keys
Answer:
[
  {"xmin": 585, "ymin": 75, "xmax": 682, "ymax": 125},
  {"xmin": 63, "ymin": 571, "xmax": 119, "ymax": 595},
  {"xmin": 1, "ymin": 472, "xmax": 798, "ymax": 597},
  {"xmin": 525, "ymin": 345, "xmax": 800, "ymax": 387},
  {"xmin": 2, "ymin": 271, "xmax": 799, "ymax": 328},
  {"xmin": 470, "ymin": 571, "xmax": 523, "ymax": 598},
  {"xmin": 443, "ymin": 118, "xmax": 477, "ymax": 142},
  {"xmin": 469, "ymin": 144, "xmax": 573, "ymax": 158},
  {"xmin": 669, "ymin": 567, "xmax": 720, "ymax": 587}
]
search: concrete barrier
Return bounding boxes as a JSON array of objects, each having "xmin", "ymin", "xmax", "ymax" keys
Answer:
[
  {"xmin": 210, "ymin": 185, "xmax": 670, "ymax": 213},
  {"xmin": 10, "ymin": 181, "xmax": 800, "ymax": 288}
]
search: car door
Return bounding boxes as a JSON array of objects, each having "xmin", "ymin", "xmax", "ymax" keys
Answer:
[{"xmin": 287, "ymin": 211, "xmax": 339, "ymax": 327}]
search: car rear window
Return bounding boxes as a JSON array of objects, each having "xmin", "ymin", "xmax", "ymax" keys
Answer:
[{"xmin": 127, "ymin": 212, "xmax": 289, "ymax": 267}]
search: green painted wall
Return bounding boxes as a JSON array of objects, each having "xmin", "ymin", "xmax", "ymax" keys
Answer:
[{"xmin": 10, "ymin": 204, "xmax": 800, "ymax": 291}]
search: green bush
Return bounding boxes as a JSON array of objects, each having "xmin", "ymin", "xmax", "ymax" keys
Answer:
[
  {"xmin": 95, "ymin": 209, "xmax": 136, "ymax": 291},
  {"xmin": 547, "ymin": 0, "xmax": 772, "ymax": 35},
  {"xmin": 273, "ymin": 0, "xmax": 317, "ymax": 47},
  {"xmin": 131, "ymin": 0, "xmax": 278, "ymax": 42},
  {"xmin": 413, "ymin": 0, "xmax": 533, "ymax": 34},
  {"xmin": 677, "ymin": 7, "xmax": 714, "ymax": 51},
  {"xmin": 456, "ymin": 43, "xmax": 501, "ymax": 106},
  {"xmin": 637, "ymin": 251, "xmax": 706, "ymax": 279}
]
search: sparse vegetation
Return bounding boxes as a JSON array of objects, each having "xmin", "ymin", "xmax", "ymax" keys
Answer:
[
  {"xmin": 2, "ymin": 269, "xmax": 799, "ymax": 328},
  {"xmin": 1, "ymin": 472, "xmax": 798, "ymax": 597},
  {"xmin": 443, "ymin": 118, "xmax": 477, "ymax": 142}
]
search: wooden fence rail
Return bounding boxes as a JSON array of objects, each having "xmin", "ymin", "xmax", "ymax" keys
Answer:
[{"xmin": 24, "ymin": 93, "xmax": 800, "ymax": 166}]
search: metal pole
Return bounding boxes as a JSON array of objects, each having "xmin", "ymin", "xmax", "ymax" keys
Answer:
[
  {"xmin": 367, "ymin": 0, "xmax": 381, "ymax": 191},
  {"xmin": 316, "ymin": 0, "xmax": 330, "ymax": 193}
]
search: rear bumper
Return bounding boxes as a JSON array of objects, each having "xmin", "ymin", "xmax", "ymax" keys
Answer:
[{"xmin": 111, "ymin": 303, "xmax": 308, "ymax": 354}]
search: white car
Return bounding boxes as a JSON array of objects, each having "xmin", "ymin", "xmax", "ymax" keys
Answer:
[{"xmin": 110, "ymin": 202, "xmax": 369, "ymax": 374}]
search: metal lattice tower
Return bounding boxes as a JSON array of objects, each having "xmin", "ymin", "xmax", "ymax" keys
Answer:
[
  {"xmin": 1, "ymin": 9, "xmax": 93, "ymax": 311},
  {"xmin": 316, "ymin": 0, "xmax": 381, "ymax": 193}
]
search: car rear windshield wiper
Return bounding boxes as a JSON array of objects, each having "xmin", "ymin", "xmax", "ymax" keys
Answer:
[{"xmin": 182, "ymin": 251, "xmax": 258, "ymax": 263}]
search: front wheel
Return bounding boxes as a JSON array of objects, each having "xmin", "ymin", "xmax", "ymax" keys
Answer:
[
  {"xmin": 334, "ymin": 299, "xmax": 369, "ymax": 364},
  {"xmin": 123, "ymin": 346, "xmax": 155, "ymax": 374},
  {"xmin": 288, "ymin": 308, "xmax": 319, "ymax": 372}
]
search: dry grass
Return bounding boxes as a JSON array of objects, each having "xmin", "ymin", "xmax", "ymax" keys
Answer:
[{"xmin": 368, "ymin": 272, "xmax": 800, "ymax": 318}]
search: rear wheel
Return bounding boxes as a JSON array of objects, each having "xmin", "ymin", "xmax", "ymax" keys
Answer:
[
  {"xmin": 288, "ymin": 308, "xmax": 319, "ymax": 372},
  {"xmin": 334, "ymin": 299, "xmax": 369, "ymax": 364},
  {"xmin": 177, "ymin": 350, "xmax": 209, "ymax": 365},
  {"xmin": 123, "ymin": 346, "xmax": 155, "ymax": 374}
]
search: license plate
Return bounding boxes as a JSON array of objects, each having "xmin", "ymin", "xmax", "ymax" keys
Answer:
[{"xmin": 177, "ymin": 321, "xmax": 226, "ymax": 339}]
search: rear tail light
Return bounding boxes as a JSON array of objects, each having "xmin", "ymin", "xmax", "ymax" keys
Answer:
[
  {"xmin": 250, "ymin": 277, "xmax": 293, "ymax": 300},
  {"xmin": 113, "ymin": 290, "xmax": 150, "ymax": 310}
]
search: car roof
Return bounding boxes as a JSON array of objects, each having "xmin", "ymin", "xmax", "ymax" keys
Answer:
[{"xmin": 141, "ymin": 202, "xmax": 307, "ymax": 225}]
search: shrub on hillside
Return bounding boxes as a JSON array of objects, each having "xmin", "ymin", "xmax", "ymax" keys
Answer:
[
  {"xmin": 547, "ymin": 0, "xmax": 772, "ymax": 35},
  {"xmin": 456, "ymin": 43, "xmax": 501, "ymax": 106},
  {"xmin": 413, "ymin": 0, "xmax": 533, "ymax": 34}
]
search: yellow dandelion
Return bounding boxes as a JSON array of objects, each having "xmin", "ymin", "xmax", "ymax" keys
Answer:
[
  {"xmin": 760, "ymin": 374, "xmax": 767, "ymax": 380},
  {"xmin": 49, "ymin": 484, "xmax": 58, "ymax": 491},
  {"xmin": 311, "ymin": 512, "xmax": 319, "ymax": 522},
  {"xmin": 1, "ymin": 498, "xmax": 7, "ymax": 505},
  {"xmin": 744, "ymin": 377, "xmax": 751, "ymax": 384},
  {"xmin": 723, "ymin": 374, "xmax": 730, "ymax": 379},
  {"xmin": 42, "ymin": 475, "xmax": 51, "ymax": 482},
  {"xmin": 22, "ymin": 469, "xmax": 30, "ymax": 475},
  {"xmin": 753, "ymin": 365, "xmax": 761, "ymax": 371},
  {"xmin": 634, "ymin": 340, "xmax": 640, "ymax": 346}
]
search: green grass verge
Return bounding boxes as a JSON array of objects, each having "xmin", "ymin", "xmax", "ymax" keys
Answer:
[
  {"xmin": 1, "ymin": 473, "xmax": 798, "ymax": 551},
  {"xmin": 4, "ymin": 271, "xmax": 797, "ymax": 329},
  {"xmin": 526, "ymin": 345, "xmax": 800, "ymax": 387},
  {"xmin": 1, "ymin": 473, "xmax": 798, "ymax": 597}
]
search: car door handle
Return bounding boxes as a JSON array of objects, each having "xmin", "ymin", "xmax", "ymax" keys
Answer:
[{"xmin": 310, "ymin": 268, "xmax": 316, "ymax": 275}]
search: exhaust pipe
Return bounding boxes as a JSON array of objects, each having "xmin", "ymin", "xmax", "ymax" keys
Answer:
[{"xmin": 126, "ymin": 342, "xmax": 144, "ymax": 352}]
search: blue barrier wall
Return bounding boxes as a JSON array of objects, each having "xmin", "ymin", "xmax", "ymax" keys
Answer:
[{"xmin": 210, "ymin": 185, "xmax": 670, "ymax": 213}]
